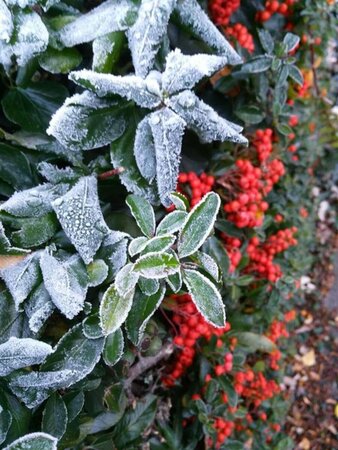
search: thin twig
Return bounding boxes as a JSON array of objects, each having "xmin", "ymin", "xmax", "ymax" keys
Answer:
[{"xmin": 98, "ymin": 167, "xmax": 125, "ymax": 180}]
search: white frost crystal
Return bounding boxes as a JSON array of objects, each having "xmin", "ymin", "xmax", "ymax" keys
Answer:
[
  {"xmin": 162, "ymin": 49, "xmax": 227, "ymax": 95},
  {"xmin": 127, "ymin": 0, "xmax": 177, "ymax": 78},
  {"xmin": 0, "ymin": 0, "xmax": 12, "ymax": 42},
  {"xmin": 0, "ymin": 337, "xmax": 53, "ymax": 376},
  {"xmin": 70, "ymin": 70, "xmax": 162, "ymax": 109},
  {"xmin": 52, "ymin": 176, "xmax": 109, "ymax": 264},
  {"xmin": 58, "ymin": 0, "xmax": 137, "ymax": 47},
  {"xmin": 92, "ymin": 33, "xmax": 116, "ymax": 71},
  {"xmin": 40, "ymin": 252, "xmax": 88, "ymax": 319}
]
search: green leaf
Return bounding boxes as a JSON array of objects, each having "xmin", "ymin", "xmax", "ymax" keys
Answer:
[
  {"xmin": 288, "ymin": 64, "xmax": 304, "ymax": 85},
  {"xmin": 129, "ymin": 236, "xmax": 148, "ymax": 256},
  {"xmin": 156, "ymin": 211, "xmax": 187, "ymax": 236},
  {"xmin": 126, "ymin": 285, "xmax": 166, "ymax": 345},
  {"xmin": 231, "ymin": 332, "xmax": 276, "ymax": 353},
  {"xmin": 87, "ymin": 259, "xmax": 109, "ymax": 287},
  {"xmin": 141, "ymin": 234, "xmax": 176, "ymax": 254},
  {"xmin": 1, "ymin": 82, "xmax": 68, "ymax": 133},
  {"xmin": 93, "ymin": 31, "xmax": 125, "ymax": 73},
  {"xmin": 63, "ymin": 391, "xmax": 84, "ymax": 423},
  {"xmin": 4, "ymin": 432, "xmax": 58, "ymax": 450},
  {"xmin": 218, "ymin": 376, "xmax": 238, "ymax": 407},
  {"xmin": 115, "ymin": 263, "xmax": 139, "ymax": 296},
  {"xmin": 138, "ymin": 277, "xmax": 159, "ymax": 296},
  {"xmin": 103, "ymin": 328, "xmax": 124, "ymax": 366},
  {"xmin": 0, "ymin": 143, "xmax": 37, "ymax": 191},
  {"xmin": 82, "ymin": 314, "xmax": 104, "ymax": 339},
  {"xmin": 0, "ymin": 289, "xmax": 25, "ymax": 344},
  {"xmin": 234, "ymin": 105, "xmax": 264, "ymax": 124},
  {"xmin": 0, "ymin": 409, "xmax": 12, "ymax": 445},
  {"xmin": 112, "ymin": 395, "xmax": 157, "ymax": 448},
  {"xmin": 38, "ymin": 47, "xmax": 82, "ymax": 74},
  {"xmin": 239, "ymin": 56, "xmax": 272, "ymax": 74},
  {"xmin": 0, "ymin": 392, "xmax": 30, "ymax": 445},
  {"xmin": 167, "ymin": 270, "xmax": 182, "ymax": 293},
  {"xmin": 191, "ymin": 251, "xmax": 220, "ymax": 282},
  {"xmin": 283, "ymin": 32, "xmax": 300, "ymax": 53},
  {"xmin": 126, "ymin": 194, "xmax": 156, "ymax": 238},
  {"xmin": 42, "ymin": 393, "xmax": 68, "ymax": 439},
  {"xmin": 276, "ymin": 123, "xmax": 292, "ymax": 136},
  {"xmin": 134, "ymin": 252, "xmax": 180, "ymax": 279},
  {"xmin": 183, "ymin": 269, "xmax": 225, "ymax": 327},
  {"xmin": 178, "ymin": 192, "xmax": 220, "ymax": 258},
  {"xmin": 258, "ymin": 29, "xmax": 274, "ymax": 53},
  {"xmin": 11, "ymin": 213, "xmax": 59, "ymax": 248},
  {"xmin": 99, "ymin": 284, "xmax": 134, "ymax": 335},
  {"xmin": 169, "ymin": 192, "xmax": 189, "ymax": 211}
]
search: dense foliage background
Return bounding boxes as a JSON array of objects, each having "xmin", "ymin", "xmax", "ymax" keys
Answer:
[{"xmin": 0, "ymin": 0, "xmax": 337, "ymax": 449}]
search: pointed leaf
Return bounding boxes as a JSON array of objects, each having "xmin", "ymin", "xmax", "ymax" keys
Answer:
[
  {"xmin": 38, "ymin": 47, "xmax": 82, "ymax": 74},
  {"xmin": 126, "ymin": 194, "xmax": 156, "ymax": 238},
  {"xmin": 126, "ymin": 284, "xmax": 165, "ymax": 345},
  {"xmin": 183, "ymin": 269, "xmax": 225, "ymax": 327},
  {"xmin": 288, "ymin": 64, "xmax": 304, "ymax": 85},
  {"xmin": 141, "ymin": 234, "xmax": 175, "ymax": 254},
  {"xmin": 100, "ymin": 284, "xmax": 134, "ymax": 335},
  {"xmin": 0, "ymin": 408, "xmax": 12, "ymax": 445},
  {"xmin": 134, "ymin": 252, "xmax": 180, "ymax": 278},
  {"xmin": 128, "ymin": 0, "xmax": 177, "ymax": 77},
  {"xmin": 47, "ymin": 91, "xmax": 126, "ymax": 151},
  {"xmin": 24, "ymin": 284, "xmax": 54, "ymax": 333},
  {"xmin": 4, "ymin": 432, "xmax": 57, "ymax": 450},
  {"xmin": 134, "ymin": 115, "xmax": 157, "ymax": 183},
  {"xmin": 178, "ymin": 192, "xmax": 220, "ymax": 258},
  {"xmin": 167, "ymin": 270, "xmax": 182, "ymax": 293},
  {"xmin": 168, "ymin": 91, "xmax": 247, "ymax": 145},
  {"xmin": 156, "ymin": 210, "xmax": 187, "ymax": 235},
  {"xmin": 70, "ymin": 70, "xmax": 161, "ymax": 109},
  {"xmin": 163, "ymin": 49, "xmax": 226, "ymax": 95},
  {"xmin": 169, "ymin": 192, "xmax": 189, "ymax": 211},
  {"xmin": 115, "ymin": 263, "xmax": 139, "ymax": 296},
  {"xmin": 40, "ymin": 253, "xmax": 88, "ymax": 320},
  {"xmin": 63, "ymin": 391, "xmax": 84, "ymax": 423},
  {"xmin": 92, "ymin": 31, "xmax": 125, "ymax": 73},
  {"xmin": 58, "ymin": 0, "xmax": 138, "ymax": 47},
  {"xmin": 149, "ymin": 108, "xmax": 186, "ymax": 206},
  {"xmin": 52, "ymin": 176, "xmax": 109, "ymax": 264},
  {"xmin": 129, "ymin": 236, "xmax": 148, "ymax": 257},
  {"xmin": 0, "ymin": 337, "xmax": 53, "ymax": 376},
  {"xmin": 103, "ymin": 328, "xmax": 124, "ymax": 366},
  {"xmin": 192, "ymin": 251, "xmax": 220, "ymax": 282},
  {"xmin": 283, "ymin": 32, "xmax": 300, "ymax": 53},
  {"xmin": 42, "ymin": 393, "xmax": 68, "ymax": 439}
]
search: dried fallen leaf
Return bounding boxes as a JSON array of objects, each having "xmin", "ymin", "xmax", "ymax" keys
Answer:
[
  {"xmin": 301, "ymin": 349, "xmax": 316, "ymax": 366},
  {"xmin": 299, "ymin": 437, "xmax": 311, "ymax": 449},
  {"xmin": 0, "ymin": 255, "xmax": 27, "ymax": 269}
]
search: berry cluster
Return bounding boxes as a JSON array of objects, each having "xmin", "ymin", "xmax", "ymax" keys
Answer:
[
  {"xmin": 288, "ymin": 114, "xmax": 299, "ymax": 127},
  {"xmin": 209, "ymin": 0, "xmax": 240, "ymax": 26},
  {"xmin": 234, "ymin": 370, "xmax": 281, "ymax": 407},
  {"xmin": 225, "ymin": 24, "xmax": 255, "ymax": 53},
  {"xmin": 256, "ymin": 0, "xmax": 295, "ymax": 22},
  {"xmin": 253, "ymin": 128, "xmax": 274, "ymax": 163},
  {"xmin": 223, "ymin": 158, "xmax": 285, "ymax": 228},
  {"xmin": 177, "ymin": 172, "xmax": 215, "ymax": 208},
  {"xmin": 246, "ymin": 228, "xmax": 298, "ymax": 281},
  {"xmin": 220, "ymin": 234, "xmax": 242, "ymax": 272},
  {"xmin": 162, "ymin": 294, "xmax": 231, "ymax": 387},
  {"xmin": 210, "ymin": 418, "xmax": 235, "ymax": 448}
]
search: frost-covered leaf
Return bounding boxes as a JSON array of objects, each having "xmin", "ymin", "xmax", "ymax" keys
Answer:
[
  {"xmin": 0, "ymin": 0, "xmax": 13, "ymax": 43},
  {"xmin": 163, "ymin": 49, "xmax": 226, "ymax": 95},
  {"xmin": 42, "ymin": 393, "xmax": 68, "ymax": 439},
  {"xmin": 178, "ymin": 192, "xmax": 220, "ymax": 258},
  {"xmin": 138, "ymin": 277, "xmax": 159, "ymax": 296},
  {"xmin": 192, "ymin": 251, "xmax": 220, "ymax": 282},
  {"xmin": 239, "ymin": 55, "xmax": 273, "ymax": 74},
  {"xmin": 288, "ymin": 65, "xmax": 304, "ymax": 85},
  {"xmin": 156, "ymin": 210, "xmax": 187, "ymax": 235},
  {"xmin": 63, "ymin": 391, "xmax": 84, "ymax": 423},
  {"xmin": 149, "ymin": 108, "xmax": 186, "ymax": 206},
  {"xmin": 127, "ymin": 0, "xmax": 177, "ymax": 78},
  {"xmin": 168, "ymin": 91, "xmax": 247, "ymax": 145},
  {"xmin": 38, "ymin": 47, "xmax": 82, "ymax": 74},
  {"xmin": 0, "ymin": 183, "xmax": 68, "ymax": 218},
  {"xmin": 134, "ymin": 115, "xmax": 157, "ymax": 183},
  {"xmin": 103, "ymin": 328, "xmax": 124, "ymax": 366},
  {"xmin": 134, "ymin": 251, "xmax": 180, "ymax": 279},
  {"xmin": 4, "ymin": 432, "xmax": 57, "ymax": 450},
  {"xmin": 0, "ymin": 290, "xmax": 27, "ymax": 344},
  {"xmin": 283, "ymin": 32, "xmax": 300, "ymax": 53},
  {"xmin": 58, "ymin": 0, "xmax": 138, "ymax": 47},
  {"xmin": 0, "ymin": 337, "xmax": 53, "ymax": 376},
  {"xmin": 167, "ymin": 270, "xmax": 182, "ymax": 293},
  {"xmin": 52, "ymin": 176, "xmax": 109, "ymax": 264},
  {"xmin": 128, "ymin": 236, "xmax": 148, "ymax": 257},
  {"xmin": 99, "ymin": 284, "xmax": 134, "ymax": 335},
  {"xmin": 40, "ymin": 252, "xmax": 88, "ymax": 320},
  {"xmin": 126, "ymin": 194, "xmax": 155, "ymax": 238},
  {"xmin": 47, "ymin": 91, "xmax": 126, "ymax": 151},
  {"xmin": 92, "ymin": 31, "xmax": 125, "ymax": 73},
  {"xmin": 175, "ymin": 0, "xmax": 242, "ymax": 65},
  {"xmin": 10, "ymin": 325, "xmax": 104, "ymax": 408},
  {"xmin": 5, "ymin": 0, "xmax": 59, "ymax": 11},
  {"xmin": 82, "ymin": 313, "xmax": 104, "ymax": 340},
  {"xmin": 97, "ymin": 232, "xmax": 129, "ymax": 280},
  {"xmin": 126, "ymin": 284, "xmax": 165, "ymax": 345},
  {"xmin": 115, "ymin": 263, "xmax": 139, "ymax": 296},
  {"xmin": 24, "ymin": 284, "xmax": 54, "ymax": 333},
  {"xmin": 70, "ymin": 70, "xmax": 162, "ymax": 109},
  {"xmin": 183, "ymin": 269, "xmax": 225, "ymax": 327},
  {"xmin": 110, "ymin": 113, "xmax": 159, "ymax": 205},
  {"xmin": 0, "ymin": 252, "xmax": 40, "ymax": 309},
  {"xmin": 141, "ymin": 234, "xmax": 175, "ymax": 254},
  {"xmin": 10, "ymin": 213, "xmax": 59, "ymax": 249},
  {"xmin": 203, "ymin": 236, "xmax": 230, "ymax": 283},
  {"xmin": 169, "ymin": 192, "xmax": 189, "ymax": 211},
  {"xmin": 87, "ymin": 259, "xmax": 108, "ymax": 287},
  {"xmin": 258, "ymin": 29, "xmax": 274, "ymax": 54},
  {"xmin": 0, "ymin": 222, "xmax": 29, "ymax": 256},
  {"xmin": 11, "ymin": 10, "xmax": 49, "ymax": 66},
  {"xmin": 37, "ymin": 163, "xmax": 78, "ymax": 184}
]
